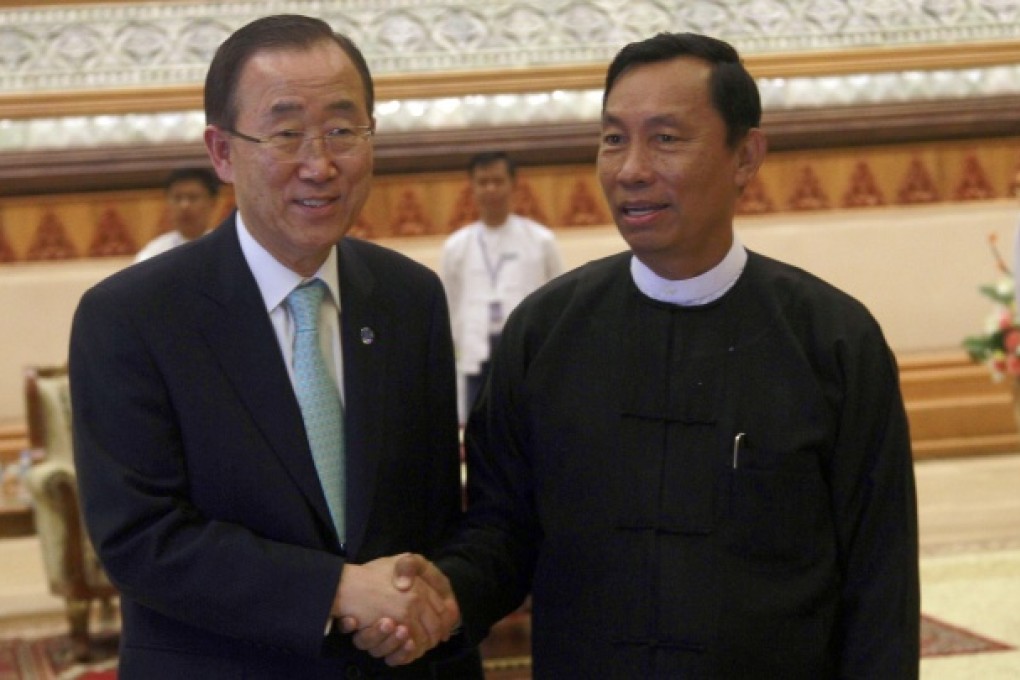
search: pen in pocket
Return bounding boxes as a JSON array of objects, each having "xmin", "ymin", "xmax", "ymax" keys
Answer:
[{"xmin": 732, "ymin": 432, "xmax": 747, "ymax": 469}]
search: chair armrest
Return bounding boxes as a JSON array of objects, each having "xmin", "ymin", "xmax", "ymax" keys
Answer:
[{"xmin": 24, "ymin": 461, "xmax": 113, "ymax": 597}]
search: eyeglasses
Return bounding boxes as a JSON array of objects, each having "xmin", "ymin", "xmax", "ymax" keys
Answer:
[{"xmin": 225, "ymin": 126, "xmax": 374, "ymax": 160}]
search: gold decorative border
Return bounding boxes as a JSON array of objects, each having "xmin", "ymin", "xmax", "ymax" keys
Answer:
[{"xmin": 1, "ymin": 40, "xmax": 1017, "ymax": 121}]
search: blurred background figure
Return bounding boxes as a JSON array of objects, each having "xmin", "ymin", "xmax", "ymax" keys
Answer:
[
  {"xmin": 440, "ymin": 151, "xmax": 563, "ymax": 421},
  {"xmin": 134, "ymin": 167, "xmax": 220, "ymax": 262}
]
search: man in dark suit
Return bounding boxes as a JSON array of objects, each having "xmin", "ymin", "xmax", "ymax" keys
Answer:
[{"xmin": 69, "ymin": 14, "xmax": 481, "ymax": 679}]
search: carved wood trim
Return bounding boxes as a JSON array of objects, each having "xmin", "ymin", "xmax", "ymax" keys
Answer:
[{"xmin": 762, "ymin": 94, "xmax": 1020, "ymax": 150}]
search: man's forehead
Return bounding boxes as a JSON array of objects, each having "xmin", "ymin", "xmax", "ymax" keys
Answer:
[
  {"xmin": 606, "ymin": 57, "xmax": 710, "ymax": 96},
  {"xmin": 603, "ymin": 68, "xmax": 711, "ymax": 126},
  {"xmin": 240, "ymin": 43, "xmax": 363, "ymax": 99},
  {"xmin": 602, "ymin": 110, "xmax": 683, "ymax": 127},
  {"xmin": 473, "ymin": 161, "xmax": 511, "ymax": 176}
]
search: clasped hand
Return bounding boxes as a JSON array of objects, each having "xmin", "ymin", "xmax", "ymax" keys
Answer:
[{"xmin": 335, "ymin": 553, "xmax": 458, "ymax": 666}]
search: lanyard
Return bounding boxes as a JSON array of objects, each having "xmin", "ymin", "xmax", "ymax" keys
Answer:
[{"xmin": 477, "ymin": 226, "xmax": 513, "ymax": 289}]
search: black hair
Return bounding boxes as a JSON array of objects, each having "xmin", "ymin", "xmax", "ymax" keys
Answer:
[
  {"xmin": 468, "ymin": 151, "xmax": 517, "ymax": 179},
  {"xmin": 204, "ymin": 14, "xmax": 375, "ymax": 129},
  {"xmin": 604, "ymin": 32, "xmax": 761, "ymax": 147},
  {"xmin": 165, "ymin": 167, "xmax": 220, "ymax": 198}
]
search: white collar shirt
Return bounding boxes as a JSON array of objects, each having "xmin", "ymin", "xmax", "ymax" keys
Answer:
[
  {"xmin": 236, "ymin": 212, "xmax": 345, "ymax": 404},
  {"xmin": 630, "ymin": 236, "xmax": 748, "ymax": 307}
]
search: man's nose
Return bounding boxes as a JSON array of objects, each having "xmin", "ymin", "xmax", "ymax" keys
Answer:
[
  {"xmin": 617, "ymin": 143, "xmax": 654, "ymax": 183},
  {"xmin": 296, "ymin": 138, "xmax": 338, "ymax": 179}
]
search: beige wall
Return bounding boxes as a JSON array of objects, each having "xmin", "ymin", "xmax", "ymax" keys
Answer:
[
  {"xmin": 736, "ymin": 202, "xmax": 1015, "ymax": 356},
  {"xmin": 1, "ymin": 200, "xmax": 1014, "ymax": 424},
  {"xmin": 3, "ymin": 257, "xmax": 131, "ymax": 425},
  {"xmin": 394, "ymin": 200, "xmax": 1017, "ymax": 360}
]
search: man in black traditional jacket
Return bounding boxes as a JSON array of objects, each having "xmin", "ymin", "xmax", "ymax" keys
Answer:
[{"xmin": 358, "ymin": 31, "xmax": 920, "ymax": 679}]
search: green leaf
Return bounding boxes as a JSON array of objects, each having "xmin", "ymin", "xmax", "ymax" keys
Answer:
[{"xmin": 978, "ymin": 283, "xmax": 1014, "ymax": 306}]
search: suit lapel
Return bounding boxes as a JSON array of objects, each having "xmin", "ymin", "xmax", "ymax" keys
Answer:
[
  {"xmin": 194, "ymin": 217, "xmax": 338, "ymax": 542},
  {"xmin": 337, "ymin": 239, "xmax": 390, "ymax": 556}
]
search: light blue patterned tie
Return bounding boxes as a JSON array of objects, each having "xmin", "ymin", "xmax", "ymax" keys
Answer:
[{"xmin": 287, "ymin": 280, "xmax": 345, "ymax": 540}]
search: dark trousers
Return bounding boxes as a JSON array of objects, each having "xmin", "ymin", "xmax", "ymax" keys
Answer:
[{"xmin": 465, "ymin": 334, "xmax": 501, "ymax": 415}]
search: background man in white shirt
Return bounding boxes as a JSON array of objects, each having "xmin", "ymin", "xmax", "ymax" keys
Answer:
[
  {"xmin": 134, "ymin": 167, "xmax": 220, "ymax": 262},
  {"xmin": 440, "ymin": 151, "xmax": 563, "ymax": 421}
]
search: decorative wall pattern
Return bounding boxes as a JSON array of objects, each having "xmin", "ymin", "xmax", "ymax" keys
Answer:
[
  {"xmin": 1, "ymin": 1, "xmax": 1019, "ymax": 154},
  {"xmin": 1, "ymin": 136, "xmax": 1017, "ymax": 264},
  {"xmin": 3, "ymin": 0, "xmax": 1019, "ymax": 94}
]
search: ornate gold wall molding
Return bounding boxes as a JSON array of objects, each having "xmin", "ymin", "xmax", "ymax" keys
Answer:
[
  {"xmin": 4, "ymin": 0, "xmax": 1017, "ymax": 94},
  {"xmin": 2, "ymin": 0, "xmax": 1019, "ymax": 121},
  {"xmin": 2, "ymin": 39, "xmax": 1019, "ymax": 121},
  {"xmin": 2, "ymin": 1, "xmax": 1018, "ymax": 200}
]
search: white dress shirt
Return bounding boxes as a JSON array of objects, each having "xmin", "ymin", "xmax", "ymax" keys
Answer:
[
  {"xmin": 134, "ymin": 230, "xmax": 191, "ymax": 263},
  {"xmin": 440, "ymin": 214, "xmax": 563, "ymax": 374},
  {"xmin": 236, "ymin": 212, "xmax": 345, "ymax": 404}
]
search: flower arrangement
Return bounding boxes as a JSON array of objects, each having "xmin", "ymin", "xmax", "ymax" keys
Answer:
[{"xmin": 962, "ymin": 233, "xmax": 1019, "ymax": 380}]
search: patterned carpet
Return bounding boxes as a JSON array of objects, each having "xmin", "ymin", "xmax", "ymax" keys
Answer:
[
  {"xmin": 0, "ymin": 629, "xmax": 117, "ymax": 680},
  {"xmin": 919, "ymin": 548, "xmax": 1020, "ymax": 679},
  {"xmin": 920, "ymin": 614, "xmax": 1013, "ymax": 658},
  {"xmin": 0, "ymin": 611, "xmax": 1010, "ymax": 679}
]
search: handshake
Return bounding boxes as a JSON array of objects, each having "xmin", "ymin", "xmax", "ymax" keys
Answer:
[{"xmin": 333, "ymin": 553, "xmax": 459, "ymax": 666}]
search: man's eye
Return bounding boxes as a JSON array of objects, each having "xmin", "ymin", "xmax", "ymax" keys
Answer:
[
  {"xmin": 271, "ymin": 130, "xmax": 304, "ymax": 140},
  {"xmin": 326, "ymin": 128, "xmax": 356, "ymax": 139},
  {"xmin": 656, "ymin": 134, "xmax": 679, "ymax": 143},
  {"xmin": 601, "ymin": 133, "xmax": 623, "ymax": 146}
]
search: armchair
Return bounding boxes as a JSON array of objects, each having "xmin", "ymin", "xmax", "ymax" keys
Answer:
[{"xmin": 23, "ymin": 365, "xmax": 117, "ymax": 661}]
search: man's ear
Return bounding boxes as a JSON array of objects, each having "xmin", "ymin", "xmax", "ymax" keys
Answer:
[
  {"xmin": 204, "ymin": 126, "xmax": 235, "ymax": 184},
  {"xmin": 734, "ymin": 128, "xmax": 767, "ymax": 190}
]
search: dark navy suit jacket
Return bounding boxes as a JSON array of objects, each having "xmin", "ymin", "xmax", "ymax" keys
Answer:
[{"xmin": 70, "ymin": 215, "xmax": 481, "ymax": 678}]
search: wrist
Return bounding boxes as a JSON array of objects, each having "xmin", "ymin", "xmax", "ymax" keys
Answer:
[{"xmin": 333, "ymin": 563, "xmax": 358, "ymax": 618}]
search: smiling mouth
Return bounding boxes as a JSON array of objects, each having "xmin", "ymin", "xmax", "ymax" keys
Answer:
[
  {"xmin": 297, "ymin": 198, "xmax": 336, "ymax": 208},
  {"xmin": 621, "ymin": 203, "xmax": 666, "ymax": 217}
]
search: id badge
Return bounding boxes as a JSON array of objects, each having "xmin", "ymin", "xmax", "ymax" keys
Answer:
[{"xmin": 488, "ymin": 300, "xmax": 504, "ymax": 332}]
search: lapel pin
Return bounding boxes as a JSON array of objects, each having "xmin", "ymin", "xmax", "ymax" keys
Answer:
[{"xmin": 360, "ymin": 327, "xmax": 375, "ymax": 345}]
